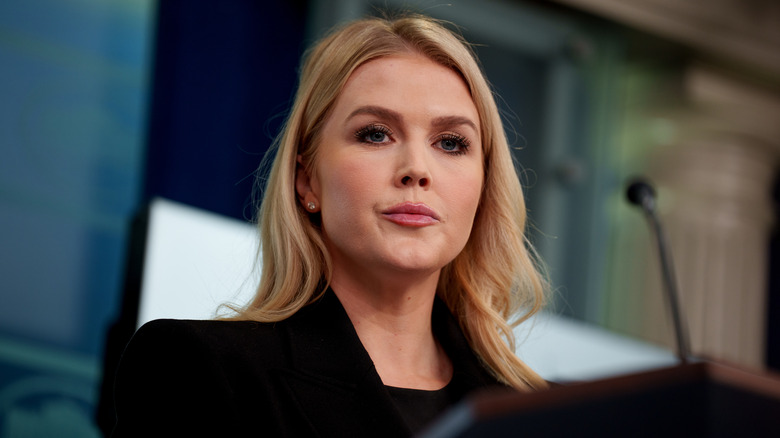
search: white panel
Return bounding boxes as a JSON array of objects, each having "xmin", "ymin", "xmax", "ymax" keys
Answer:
[
  {"xmin": 137, "ymin": 198, "xmax": 259, "ymax": 327},
  {"xmin": 516, "ymin": 312, "xmax": 677, "ymax": 382}
]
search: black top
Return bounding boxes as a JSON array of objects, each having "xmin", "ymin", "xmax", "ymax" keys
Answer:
[
  {"xmin": 111, "ymin": 289, "xmax": 508, "ymax": 437},
  {"xmin": 387, "ymin": 383, "xmax": 459, "ymax": 433}
]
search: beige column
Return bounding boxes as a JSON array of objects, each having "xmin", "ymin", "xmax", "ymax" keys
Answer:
[{"xmin": 649, "ymin": 66, "xmax": 780, "ymax": 368}]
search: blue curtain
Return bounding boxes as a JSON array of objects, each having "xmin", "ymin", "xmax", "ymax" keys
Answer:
[{"xmin": 143, "ymin": 0, "xmax": 307, "ymax": 221}]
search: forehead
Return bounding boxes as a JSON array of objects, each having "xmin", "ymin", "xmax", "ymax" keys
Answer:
[{"xmin": 331, "ymin": 53, "xmax": 479, "ymax": 125}]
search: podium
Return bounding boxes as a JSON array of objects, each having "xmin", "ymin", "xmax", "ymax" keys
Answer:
[{"xmin": 422, "ymin": 361, "xmax": 780, "ymax": 437}]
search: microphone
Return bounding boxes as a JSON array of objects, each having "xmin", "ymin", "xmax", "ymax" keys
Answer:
[{"xmin": 626, "ymin": 178, "xmax": 691, "ymax": 364}]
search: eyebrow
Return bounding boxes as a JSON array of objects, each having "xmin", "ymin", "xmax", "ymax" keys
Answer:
[
  {"xmin": 430, "ymin": 115, "xmax": 479, "ymax": 133},
  {"xmin": 347, "ymin": 105, "xmax": 479, "ymax": 133},
  {"xmin": 347, "ymin": 106, "xmax": 402, "ymax": 124}
]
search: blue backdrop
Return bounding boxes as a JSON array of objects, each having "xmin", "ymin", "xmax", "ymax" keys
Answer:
[{"xmin": 0, "ymin": 1, "xmax": 306, "ymax": 436}]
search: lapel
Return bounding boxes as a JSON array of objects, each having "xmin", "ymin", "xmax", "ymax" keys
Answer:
[
  {"xmin": 278, "ymin": 289, "xmax": 411, "ymax": 437},
  {"xmin": 276, "ymin": 289, "xmax": 505, "ymax": 437},
  {"xmin": 430, "ymin": 298, "xmax": 505, "ymax": 393}
]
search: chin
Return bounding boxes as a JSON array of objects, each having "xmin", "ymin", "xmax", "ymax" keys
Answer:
[{"xmin": 381, "ymin": 251, "xmax": 451, "ymax": 275}]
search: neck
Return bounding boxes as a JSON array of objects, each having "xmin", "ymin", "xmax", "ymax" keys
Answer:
[{"xmin": 330, "ymin": 269, "xmax": 453, "ymax": 390}]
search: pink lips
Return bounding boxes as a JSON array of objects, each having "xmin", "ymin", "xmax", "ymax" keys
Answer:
[{"xmin": 382, "ymin": 202, "xmax": 440, "ymax": 227}]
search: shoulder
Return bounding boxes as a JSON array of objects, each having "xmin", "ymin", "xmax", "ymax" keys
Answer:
[
  {"xmin": 112, "ymin": 319, "xmax": 290, "ymax": 436},
  {"xmin": 132, "ymin": 318, "xmax": 276, "ymax": 345},
  {"xmin": 134, "ymin": 317, "xmax": 274, "ymax": 337},
  {"xmin": 115, "ymin": 318, "xmax": 293, "ymax": 406},
  {"xmin": 125, "ymin": 318, "xmax": 287, "ymax": 368}
]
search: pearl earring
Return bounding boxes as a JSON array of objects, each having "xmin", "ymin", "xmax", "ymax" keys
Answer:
[{"xmin": 307, "ymin": 201, "xmax": 316, "ymax": 211}]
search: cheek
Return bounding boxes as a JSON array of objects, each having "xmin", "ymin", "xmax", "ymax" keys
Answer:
[
  {"xmin": 454, "ymin": 187, "xmax": 483, "ymax": 229},
  {"xmin": 439, "ymin": 176, "xmax": 483, "ymax": 241},
  {"xmin": 318, "ymin": 157, "xmax": 379, "ymax": 210},
  {"xmin": 449, "ymin": 166, "xmax": 484, "ymax": 212}
]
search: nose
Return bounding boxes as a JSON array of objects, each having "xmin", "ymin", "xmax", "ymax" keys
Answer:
[{"xmin": 395, "ymin": 143, "xmax": 431, "ymax": 188}]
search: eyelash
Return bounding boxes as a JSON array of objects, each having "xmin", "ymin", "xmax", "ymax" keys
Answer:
[
  {"xmin": 355, "ymin": 124, "xmax": 391, "ymax": 144},
  {"xmin": 354, "ymin": 124, "xmax": 471, "ymax": 156},
  {"xmin": 436, "ymin": 133, "xmax": 470, "ymax": 155}
]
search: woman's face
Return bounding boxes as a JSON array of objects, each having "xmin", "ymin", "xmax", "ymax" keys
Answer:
[{"xmin": 297, "ymin": 53, "xmax": 484, "ymax": 285}]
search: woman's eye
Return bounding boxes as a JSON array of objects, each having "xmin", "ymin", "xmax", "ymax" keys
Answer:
[
  {"xmin": 436, "ymin": 134, "xmax": 470, "ymax": 154},
  {"xmin": 355, "ymin": 125, "xmax": 391, "ymax": 144},
  {"xmin": 368, "ymin": 131, "xmax": 387, "ymax": 142},
  {"xmin": 441, "ymin": 138, "xmax": 458, "ymax": 151}
]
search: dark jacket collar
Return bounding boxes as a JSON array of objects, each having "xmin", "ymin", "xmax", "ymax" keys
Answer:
[
  {"xmin": 282, "ymin": 288, "xmax": 380, "ymax": 385},
  {"xmin": 285, "ymin": 288, "xmax": 500, "ymax": 388},
  {"xmin": 278, "ymin": 288, "xmax": 504, "ymax": 436}
]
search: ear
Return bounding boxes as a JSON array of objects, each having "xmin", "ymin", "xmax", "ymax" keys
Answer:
[{"xmin": 295, "ymin": 154, "xmax": 320, "ymax": 212}]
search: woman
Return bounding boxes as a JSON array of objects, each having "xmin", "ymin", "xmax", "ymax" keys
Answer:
[{"xmin": 112, "ymin": 14, "xmax": 548, "ymax": 437}]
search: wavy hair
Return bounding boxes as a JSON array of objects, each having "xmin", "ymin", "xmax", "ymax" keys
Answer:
[{"xmin": 231, "ymin": 15, "xmax": 549, "ymax": 391}]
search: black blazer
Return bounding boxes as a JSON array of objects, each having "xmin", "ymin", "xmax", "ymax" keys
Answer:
[{"xmin": 111, "ymin": 290, "xmax": 507, "ymax": 437}]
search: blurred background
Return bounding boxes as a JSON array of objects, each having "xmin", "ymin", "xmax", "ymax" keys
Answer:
[{"xmin": 1, "ymin": 0, "xmax": 778, "ymax": 436}]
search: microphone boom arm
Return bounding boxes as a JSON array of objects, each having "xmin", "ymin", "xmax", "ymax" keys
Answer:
[{"xmin": 627, "ymin": 179, "xmax": 691, "ymax": 364}]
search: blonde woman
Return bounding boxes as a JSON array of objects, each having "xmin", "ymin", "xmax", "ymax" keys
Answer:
[{"xmin": 112, "ymin": 14, "xmax": 548, "ymax": 437}]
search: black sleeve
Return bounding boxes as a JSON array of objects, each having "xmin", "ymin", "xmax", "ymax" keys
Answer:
[{"xmin": 111, "ymin": 320, "xmax": 239, "ymax": 437}]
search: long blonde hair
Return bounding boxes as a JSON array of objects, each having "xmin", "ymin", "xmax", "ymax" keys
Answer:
[{"xmin": 233, "ymin": 15, "xmax": 549, "ymax": 391}]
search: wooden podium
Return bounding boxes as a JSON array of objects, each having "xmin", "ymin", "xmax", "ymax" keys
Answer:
[{"xmin": 421, "ymin": 361, "xmax": 780, "ymax": 437}]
